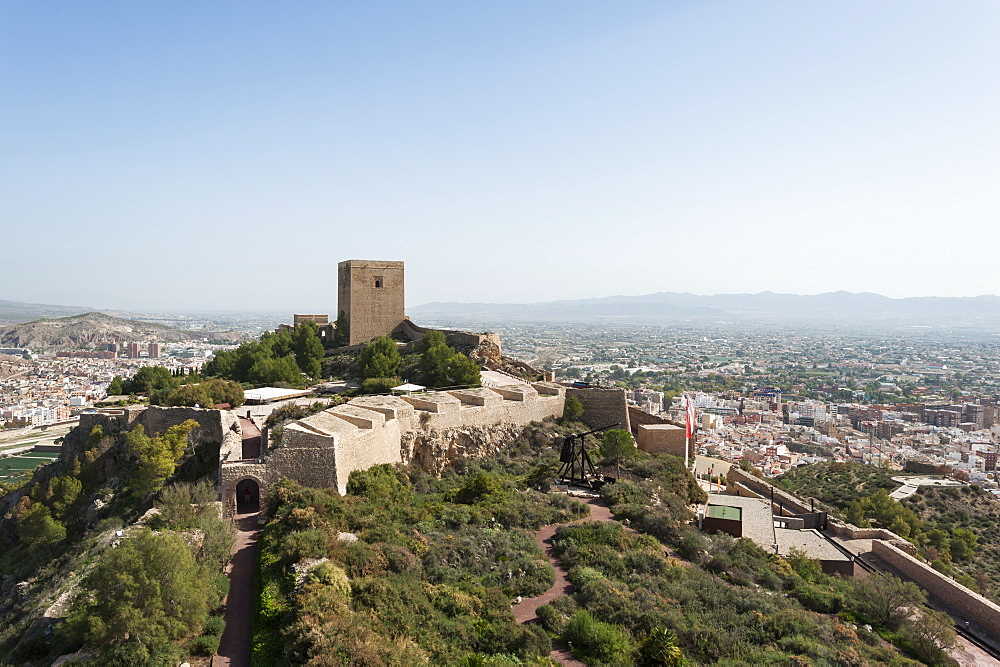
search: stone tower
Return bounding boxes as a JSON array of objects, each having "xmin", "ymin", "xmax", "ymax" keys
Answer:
[{"xmin": 337, "ymin": 260, "xmax": 405, "ymax": 345}]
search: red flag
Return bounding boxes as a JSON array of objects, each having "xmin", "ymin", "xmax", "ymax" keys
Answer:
[{"xmin": 685, "ymin": 395, "xmax": 695, "ymax": 440}]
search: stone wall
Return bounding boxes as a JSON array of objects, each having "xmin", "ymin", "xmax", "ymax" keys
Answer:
[
  {"xmin": 727, "ymin": 466, "xmax": 813, "ymax": 515},
  {"xmin": 636, "ymin": 424, "xmax": 687, "ymax": 457},
  {"xmin": 872, "ymin": 540, "xmax": 1000, "ymax": 636},
  {"xmin": 627, "ymin": 405, "xmax": 683, "ymax": 433},
  {"xmin": 247, "ymin": 382, "xmax": 566, "ymax": 495},
  {"xmin": 395, "ymin": 318, "xmax": 502, "ymax": 351},
  {"xmin": 78, "ymin": 406, "xmax": 242, "ymax": 457},
  {"xmin": 566, "ymin": 387, "xmax": 630, "ymax": 432}
]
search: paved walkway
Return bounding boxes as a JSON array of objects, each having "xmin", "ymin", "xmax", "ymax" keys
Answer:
[{"xmin": 214, "ymin": 512, "xmax": 261, "ymax": 667}]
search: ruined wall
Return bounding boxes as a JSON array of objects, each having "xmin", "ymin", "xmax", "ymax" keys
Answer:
[
  {"xmin": 566, "ymin": 387, "xmax": 630, "ymax": 432},
  {"xmin": 250, "ymin": 382, "xmax": 565, "ymax": 494},
  {"xmin": 78, "ymin": 406, "xmax": 241, "ymax": 453},
  {"xmin": 872, "ymin": 540, "xmax": 1000, "ymax": 636},
  {"xmin": 395, "ymin": 318, "xmax": 502, "ymax": 351}
]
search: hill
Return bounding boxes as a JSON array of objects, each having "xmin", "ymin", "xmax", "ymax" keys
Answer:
[
  {"xmin": 409, "ymin": 290, "xmax": 1000, "ymax": 330},
  {"xmin": 0, "ymin": 299, "xmax": 93, "ymax": 326},
  {"xmin": 778, "ymin": 461, "xmax": 1000, "ymax": 604},
  {"xmin": 0, "ymin": 312, "xmax": 201, "ymax": 350}
]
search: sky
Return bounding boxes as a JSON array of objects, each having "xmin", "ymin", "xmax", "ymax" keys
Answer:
[{"xmin": 2, "ymin": 1, "xmax": 998, "ymax": 312}]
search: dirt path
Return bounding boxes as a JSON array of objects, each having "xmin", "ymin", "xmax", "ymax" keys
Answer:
[
  {"xmin": 513, "ymin": 494, "xmax": 686, "ymax": 665},
  {"xmin": 214, "ymin": 512, "xmax": 261, "ymax": 667}
]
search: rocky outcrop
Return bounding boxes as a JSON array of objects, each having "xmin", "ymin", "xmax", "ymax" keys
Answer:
[
  {"xmin": 401, "ymin": 423, "xmax": 525, "ymax": 475},
  {"xmin": 469, "ymin": 339, "xmax": 543, "ymax": 381}
]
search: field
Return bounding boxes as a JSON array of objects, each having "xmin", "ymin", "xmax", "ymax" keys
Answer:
[{"xmin": 0, "ymin": 452, "xmax": 58, "ymax": 483}]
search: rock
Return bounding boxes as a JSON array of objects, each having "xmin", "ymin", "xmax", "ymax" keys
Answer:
[{"xmin": 85, "ymin": 498, "xmax": 106, "ymax": 523}]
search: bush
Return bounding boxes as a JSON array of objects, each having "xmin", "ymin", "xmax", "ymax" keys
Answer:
[
  {"xmin": 190, "ymin": 633, "xmax": 221, "ymax": 656},
  {"xmin": 310, "ymin": 561, "xmax": 351, "ymax": 602},
  {"xmin": 561, "ymin": 609, "xmax": 633, "ymax": 664},
  {"xmin": 361, "ymin": 376, "xmax": 402, "ymax": 394},
  {"xmin": 204, "ymin": 614, "xmax": 225, "ymax": 636}
]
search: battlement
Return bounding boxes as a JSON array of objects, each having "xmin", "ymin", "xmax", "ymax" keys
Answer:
[{"xmin": 225, "ymin": 383, "xmax": 566, "ymax": 496}]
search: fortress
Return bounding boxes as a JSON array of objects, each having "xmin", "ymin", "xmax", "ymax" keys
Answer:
[{"xmin": 55, "ymin": 260, "xmax": 682, "ymax": 515}]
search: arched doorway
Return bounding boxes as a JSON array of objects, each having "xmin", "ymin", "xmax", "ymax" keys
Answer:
[{"xmin": 235, "ymin": 478, "xmax": 260, "ymax": 513}]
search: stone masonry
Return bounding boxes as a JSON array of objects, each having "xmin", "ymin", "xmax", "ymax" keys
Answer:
[
  {"xmin": 338, "ymin": 260, "xmax": 405, "ymax": 346},
  {"xmin": 220, "ymin": 382, "xmax": 566, "ymax": 503}
]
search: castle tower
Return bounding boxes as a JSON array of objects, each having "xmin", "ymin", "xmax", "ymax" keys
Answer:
[{"xmin": 337, "ymin": 260, "xmax": 405, "ymax": 345}]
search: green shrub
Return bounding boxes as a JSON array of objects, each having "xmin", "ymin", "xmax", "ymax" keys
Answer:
[
  {"xmin": 309, "ymin": 561, "xmax": 351, "ymax": 601},
  {"xmin": 191, "ymin": 633, "xmax": 221, "ymax": 656},
  {"xmin": 204, "ymin": 613, "xmax": 225, "ymax": 636},
  {"xmin": 561, "ymin": 609, "xmax": 633, "ymax": 664},
  {"xmin": 361, "ymin": 376, "xmax": 402, "ymax": 394}
]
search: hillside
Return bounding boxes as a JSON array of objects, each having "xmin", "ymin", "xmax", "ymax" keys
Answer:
[
  {"xmin": 0, "ymin": 299, "xmax": 93, "ymax": 326},
  {"xmin": 253, "ymin": 424, "xmax": 944, "ymax": 665},
  {"xmin": 0, "ymin": 312, "xmax": 201, "ymax": 350},
  {"xmin": 778, "ymin": 461, "xmax": 1000, "ymax": 604}
]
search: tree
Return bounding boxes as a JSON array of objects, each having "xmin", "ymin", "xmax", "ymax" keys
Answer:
[
  {"xmin": 127, "ymin": 420, "xmax": 198, "ymax": 496},
  {"xmin": 358, "ymin": 336, "xmax": 402, "ymax": 380},
  {"xmin": 16, "ymin": 501, "xmax": 66, "ymax": 547},
  {"xmin": 107, "ymin": 376, "xmax": 124, "ymax": 396},
  {"xmin": 599, "ymin": 429, "xmax": 637, "ymax": 479},
  {"xmin": 563, "ymin": 395, "xmax": 584, "ymax": 423},
  {"xmin": 293, "ymin": 321, "xmax": 325, "ymax": 378},
  {"xmin": 848, "ymin": 573, "xmax": 925, "ymax": 629},
  {"xmin": 419, "ymin": 331, "xmax": 481, "ymax": 388},
  {"xmin": 163, "ymin": 379, "xmax": 245, "ymax": 408},
  {"xmin": 69, "ymin": 529, "xmax": 212, "ymax": 653},
  {"xmin": 122, "ymin": 366, "xmax": 180, "ymax": 395},
  {"xmin": 334, "ymin": 310, "xmax": 349, "ymax": 347},
  {"xmin": 248, "ymin": 354, "xmax": 303, "ymax": 387}
]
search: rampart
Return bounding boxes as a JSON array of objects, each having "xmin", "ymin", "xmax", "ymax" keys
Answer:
[
  {"xmin": 395, "ymin": 318, "xmax": 502, "ymax": 351},
  {"xmin": 78, "ymin": 406, "xmax": 242, "ymax": 457},
  {"xmin": 566, "ymin": 387, "xmax": 630, "ymax": 432},
  {"xmin": 872, "ymin": 540, "xmax": 1000, "ymax": 636},
  {"xmin": 220, "ymin": 382, "xmax": 565, "ymax": 500}
]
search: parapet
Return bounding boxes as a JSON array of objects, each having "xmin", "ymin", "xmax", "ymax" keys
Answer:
[
  {"xmin": 448, "ymin": 388, "xmax": 504, "ymax": 407},
  {"xmin": 490, "ymin": 385, "xmax": 539, "ymax": 402},
  {"xmin": 328, "ymin": 404, "xmax": 387, "ymax": 429},
  {"xmin": 349, "ymin": 395, "xmax": 416, "ymax": 421},
  {"xmin": 401, "ymin": 393, "xmax": 462, "ymax": 414}
]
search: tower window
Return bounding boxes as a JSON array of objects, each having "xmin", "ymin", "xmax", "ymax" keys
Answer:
[{"xmin": 374, "ymin": 277, "xmax": 383, "ymax": 289}]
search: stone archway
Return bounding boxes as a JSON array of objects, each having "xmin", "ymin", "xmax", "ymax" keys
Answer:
[{"xmin": 235, "ymin": 478, "xmax": 260, "ymax": 513}]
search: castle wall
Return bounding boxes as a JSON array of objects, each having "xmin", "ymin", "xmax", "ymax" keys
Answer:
[
  {"xmin": 628, "ymin": 405, "xmax": 683, "ymax": 432},
  {"xmin": 245, "ymin": 382, "xmax": 565, "ymax": 495},
  {"xmin": 636, "ymin": 424, "xmax": 687, "ymax": 456},
  {"xmin": 872, "ymin": 540, "xmax": 1000, "ymax": 636},
  {"xmin": 566, "ymin": 387, "xmax": 631, "ymax": 432}
]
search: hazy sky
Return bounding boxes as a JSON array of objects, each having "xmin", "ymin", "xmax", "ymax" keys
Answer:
[{"xmin": 2, "ymin": 1, "xmax": 998, "ymax": 312}]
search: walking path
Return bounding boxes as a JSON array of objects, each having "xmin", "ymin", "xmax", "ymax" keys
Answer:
[
  {"xmin": 214, "ymin": 511, "xmax": 261, "ymax": 667},
  {"xmin": 512, "ymin": 493, "xmax": 685, "ymax": 665}
]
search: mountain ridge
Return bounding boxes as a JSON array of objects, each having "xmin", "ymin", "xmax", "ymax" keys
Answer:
[
  {"xmin": 409, "ymin": 291, "xmax": 1000, "ymax": 328},
  {"xmin": 0, "ymin": 312, "xmax": 205, "ymax": 350}
]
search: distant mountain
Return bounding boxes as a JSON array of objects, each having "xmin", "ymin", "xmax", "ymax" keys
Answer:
[
  {"xmin": 409, "ymin": 291, "xmax": 1000, "ymax": 329},
  {"xmin": 0, "ymin": 299, "xmax": 94, "ymax": 325},
  {"xmin": 0, "ymin": 312, "xmax": 204, "ymax": 350}
]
